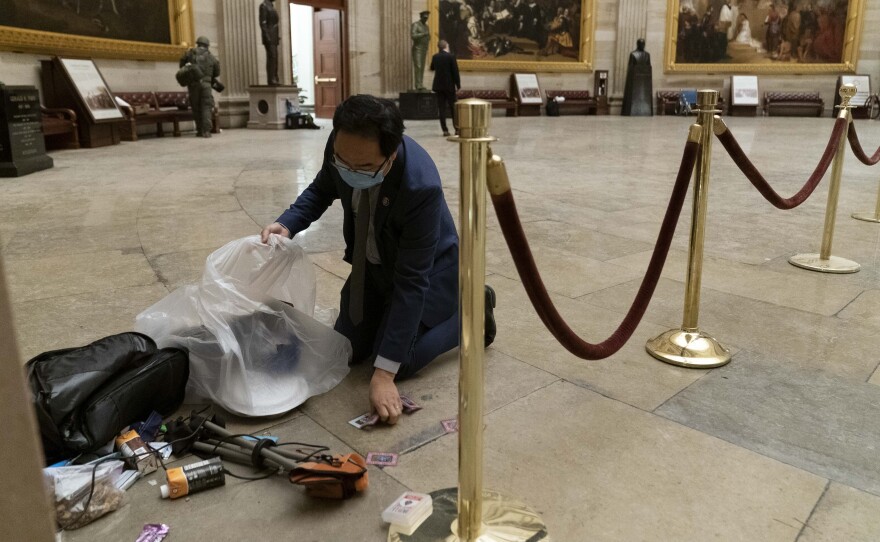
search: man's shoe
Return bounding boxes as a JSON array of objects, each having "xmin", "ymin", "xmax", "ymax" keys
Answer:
[
  {"xmin": 442, "ymin": 130, "xmax": 450, "ymax": 137},
  {"xmin": 485, "ymin": 285, "xmax": 496, "ymax": 347}
]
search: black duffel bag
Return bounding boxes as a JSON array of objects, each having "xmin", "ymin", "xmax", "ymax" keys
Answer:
[{"xmin": 25, "ymin": 332, "xmax": 189, "ymax": 464}]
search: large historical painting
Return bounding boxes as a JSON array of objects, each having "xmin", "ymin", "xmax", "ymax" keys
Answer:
[
  {"xmin": 665, "ymin": 0, "xmax": 864, "ymax": 73},
  {"xmin": 1, "ymin": 0, "xmax": 172, "ymax": 43},
  {"xmin": 0, "ymin": 0, "xmax": 194, "ymax": 61},
  {"xmin": 430, "ymin": 0, "xmax": 595, "ymax": 72}
]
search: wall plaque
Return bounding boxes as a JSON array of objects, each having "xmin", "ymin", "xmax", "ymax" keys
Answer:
[{"xmin": 0, "ymin": 84, "xmax": 54, "ymax": 177}]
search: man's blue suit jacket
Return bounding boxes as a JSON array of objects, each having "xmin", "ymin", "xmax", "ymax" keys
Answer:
[{"xmin": 276, "ymin": 133, "xmax": 459, "ymax": 366}]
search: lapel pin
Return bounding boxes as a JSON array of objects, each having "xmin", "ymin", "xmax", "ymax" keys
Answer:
[{"xmin": 382, "ymin": 196, "xmax": 390, "ymax": 207}]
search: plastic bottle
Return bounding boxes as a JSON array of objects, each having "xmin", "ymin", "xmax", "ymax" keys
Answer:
[{"xmin": 159, "ymin": 457, "xmax": 225, "ymax": 499}]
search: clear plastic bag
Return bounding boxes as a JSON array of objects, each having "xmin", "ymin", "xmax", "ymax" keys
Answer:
[
  {"xmin": 44, "ymin": 460, "xmax": 126, "ymax": 530},
  {"xmin": 135, "ymin": 235, "xmax": 351, "ymax": 416}
]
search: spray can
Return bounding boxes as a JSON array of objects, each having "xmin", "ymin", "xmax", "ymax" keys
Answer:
[{"xmin": 160, "ymin": 457, "xmax": 225, "ymax": 499}]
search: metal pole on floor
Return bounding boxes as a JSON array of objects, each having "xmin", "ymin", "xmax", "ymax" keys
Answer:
[
  {"xmin": 646, "ymin": 89, "xmax": 731, "ymax": 369},
  {"xmin": 387, "ymin": 99, "xmax": 547, "ymax": 541},
  {"xmin": 851, "ymin": 178, "xmax": 880, "ymax": 223},
  {"xmin": 789, "ymin": 84, "xmax": 861, "ymax": 273}
]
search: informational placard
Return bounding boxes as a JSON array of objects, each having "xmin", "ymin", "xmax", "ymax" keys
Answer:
[
  {"xmin": 839, "ymin": 75, "xmax": 871, "ymax": 107},
  {"xmin": 731, "ymin": 76, "xmax": 759, "ymax": 106},
  {"xmin": 513, "ymin": 73, "xmax": 542, "ymax": 104},
  {"xmin": 58, "ymin": 58, "xmax": 124, "ymax": 122},
  {"xmin": 0, "ymin": 85, "xmax": 53, "ymax": 177}
]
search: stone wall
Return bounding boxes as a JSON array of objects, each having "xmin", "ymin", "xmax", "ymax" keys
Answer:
[{"xmin": 1, "ymin": 1, "xmax": 877, "ymax": 121}]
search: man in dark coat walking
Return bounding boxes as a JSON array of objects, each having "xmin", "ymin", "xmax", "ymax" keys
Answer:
[{"xmin": 429, "ymin": 40, "xmax": 461, "ymax": 137}]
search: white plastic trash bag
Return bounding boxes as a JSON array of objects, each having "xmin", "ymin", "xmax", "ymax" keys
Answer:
[{"xmin": 135, "ymin": 235, "xmax": 351, "ymax": 416}]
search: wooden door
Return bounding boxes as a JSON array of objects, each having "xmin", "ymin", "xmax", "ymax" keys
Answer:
[{"xmin": 313, "ymin": 8, "xmax": 342, "ymax": 118}]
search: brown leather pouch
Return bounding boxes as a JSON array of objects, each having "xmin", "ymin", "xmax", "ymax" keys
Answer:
[{"xmin": 289, "ymin": 453, "xmax": 369, "ymax": 499}]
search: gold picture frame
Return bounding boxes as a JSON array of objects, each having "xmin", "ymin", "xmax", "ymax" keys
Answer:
[
  {"xmin": 665, "ymin": 0, "xmax": 864, "ymax": 74},
  {"xmin": 429, "ymin": 0, "xmax": 596, "ymax": 73},
  {"xmin": 0, "ymin": 0, "xmax": 195, "ymax": 62}
]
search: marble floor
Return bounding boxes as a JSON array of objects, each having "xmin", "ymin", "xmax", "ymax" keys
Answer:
[{"xmin": 4, "ymin": 114, "xmax": 880, "ymax": 541}]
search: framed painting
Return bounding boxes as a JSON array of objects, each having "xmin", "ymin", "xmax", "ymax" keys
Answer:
[
  {"xmin": 56, "ymin": 58, "xmax": 124, "ymax": 122},
  {"xmin": 430, "ymin": 0, "xmax": 595, "ymax": 72},
  {"xmin": 0, "ymin": 0, "xmax": 195, "ymax": 62},
  {"xmin": 665, "ymin": 0, "xmax": 865, "ymax": 74}
]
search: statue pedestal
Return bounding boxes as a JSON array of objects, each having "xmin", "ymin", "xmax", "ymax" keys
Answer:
[
  {"xmin": 399, "ymin": 91, "xmax": 437, "ymax": 120},
  {"xmin": 247, "ymin": 85, "xmax": 301, "ymax": 129}
]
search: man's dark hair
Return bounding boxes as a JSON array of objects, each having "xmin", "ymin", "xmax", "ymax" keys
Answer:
[{"xmin": 332, "ymin": 95, "xmax": 405, "ymax": 158}]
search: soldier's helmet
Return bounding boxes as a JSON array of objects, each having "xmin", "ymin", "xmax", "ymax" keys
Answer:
[{"xmin": 196, "ymin": 36, "xmax": 211, "ymax": 47}]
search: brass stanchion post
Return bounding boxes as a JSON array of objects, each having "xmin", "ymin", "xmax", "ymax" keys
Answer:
[
  {"xmin": 789, "ymin": 84, "xmax": 861, "ymax": 273},
  {"xmin": 388, "ymin": 99, "xmax": 547, "ymax": 541},
  {"xmin": 851, "ymin": 179, "xmax": 880, "ymax": 223},
  {"xmin": 645, "ymin": 90, "xmax": 731, "ymax": 369}
]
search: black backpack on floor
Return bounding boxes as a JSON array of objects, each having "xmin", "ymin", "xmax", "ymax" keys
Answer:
[{"xmin": 25, "ymin": 332, "xmax": 189, "ymax": 464}]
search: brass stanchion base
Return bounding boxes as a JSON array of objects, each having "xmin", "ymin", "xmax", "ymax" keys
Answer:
[
  {"xmin": 387, "ymin": 488, "xmax": 549, "ymax": 542},
  {"xmin": 851, "ymin": 212, "xmax": 880, "ymax": 223},
  {"xmin": 646, "ymin": 328, "xmax": 731, "ymax": 368},
  {"xmin": 788, "ymin": 253, "xmax": 860, "ymax": 273}
]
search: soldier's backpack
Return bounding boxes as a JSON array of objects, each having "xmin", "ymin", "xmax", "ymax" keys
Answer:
[
  {"xmin": 176, "ymin": 49, "xmax": 205, "ymax": 86},
  {"xmin": 285, "ymin": 112, "xmax": 321, "ymax": 130}
]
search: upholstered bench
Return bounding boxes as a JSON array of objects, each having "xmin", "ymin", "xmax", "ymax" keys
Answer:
[
  {"xmin": 545, "ymin": 90, "xmax": 598, "ymax": 115},
  {"xmin": 656, "ymin": 90, "xmax": 726, "ymax": 116},
  {"xmin": 457, "ymin": 89, "xmax": 518, "ymax": 117},
  {"xmin": 114, "ymin": 92, "xmax": 179, "ymax": 141},
  {"xmin": 154, "ymin": 91, "xmax": 220, "ymax": 136},
  {"xmin": 41, "ymin": 106, "xmax": 79, "ymax": 150},
  {"xmin": 763, "ymin": 91, "xmax": 824, "ymax": 117},
  {"xmin": 114, "ymin": 91, "xmax": 220, "ymax": 141},
  {"xmin": 656, "ymin": 90, "xmax": 681, "ymax": 116}
]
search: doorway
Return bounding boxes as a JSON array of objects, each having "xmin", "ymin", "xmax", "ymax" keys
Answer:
[{"xmin": 289, "ymin": 0, "xmax": 347, "ymax": 118}]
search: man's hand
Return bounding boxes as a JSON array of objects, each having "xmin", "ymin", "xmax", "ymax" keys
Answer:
[
  {"xmin": 370, "ymin": 369, "xmax": 402, "ymax": 425},
  {"xmin": 260, "ymin": 222, "xmax": 290, "ymax": 244}
]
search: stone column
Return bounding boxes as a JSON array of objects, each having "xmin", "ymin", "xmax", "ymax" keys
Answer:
[
  {"xmin": 219, "ymin": 0, "xmax": 261, "ymax": 128},
  {"xmin": 613, "ymin": 0, "xmax": 648, "ymax": 97},
  {"xmin": 279, "ymin": 1, "xmax": 294, "ymax": 86},
  {"xmin": 381, "ymin": 0, "xmax": 412, "ymax": 95}
]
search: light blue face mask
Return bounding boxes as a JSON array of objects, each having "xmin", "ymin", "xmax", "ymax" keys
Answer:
[{"xmin": 332, "ymin": 155, "xmax": 391, "ymax": 190}]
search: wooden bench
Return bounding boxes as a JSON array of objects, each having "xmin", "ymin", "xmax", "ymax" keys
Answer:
[
  {"xmin": 763, "ymin": 91, "xmax": 824, "ymax": 117},
  {"xmin": 41, "ymin": 106, "xmax": 79, "ymax": 150},
  {"xmin": 114, "ymin": 92, "xmax": 179, "ymax": 141},
  {"xmin": 154, "ymin": 91, "xmax": 220, "ymax": 135},
  {"xmin": 545, "ymin": 90, "xmax": 599, "ymax": 115},
  {"xmin": 656, "ymin": 90, "xmax": 682, "ymax": 116},
  {"xmin": 457, "ymin": 89, "xmax": 518, "ymax": 117},
  {"xmin": 114, "ymin": 91, "xmax": 219, "ymax": 141},
  {"xmin": 656, "ymin": 90, "xmax": 726, "ymax": 116}
]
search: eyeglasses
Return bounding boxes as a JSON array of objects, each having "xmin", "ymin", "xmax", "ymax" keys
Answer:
[{"xmin": 331, "ymin": 154, "xmax": 390, "ymax": 179}]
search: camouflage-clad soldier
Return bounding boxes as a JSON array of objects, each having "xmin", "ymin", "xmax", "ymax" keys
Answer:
[{"xmin": 179, "ymin": 36, "xmax": 220, "ymax": 138}]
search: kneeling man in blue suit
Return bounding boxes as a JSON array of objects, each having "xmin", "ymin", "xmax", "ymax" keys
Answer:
[{"xmin": 261, "ymin": 95, "xmax": 495, "ymax": 425}]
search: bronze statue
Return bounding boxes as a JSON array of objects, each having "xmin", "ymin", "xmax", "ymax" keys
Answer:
[
  {"xmin": 622, "ymin": 38, "xmax": 653, "ymax": 116},
  {"xmin": 411, "ymin": 11, "xmax": 430, "ymax": 91},
  {"xmin": 260, "ymin": 0, "xmax": 280, "ymax": 86},
  {"xmin": 179, "ymin": 36, "xmax": 221, "ymax": 137}
]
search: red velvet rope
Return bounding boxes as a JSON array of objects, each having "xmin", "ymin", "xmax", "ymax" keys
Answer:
[
  {"xmin": 715, "ymin": 117, "xmax": 847, "ymax": 209},
  {"xmin": 489, "ymin": 140, "xmax": 700, "ymax": 360},
  {"xmin": 847, "ymin": 123, "xmax": 880, "ymax": 166}
]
